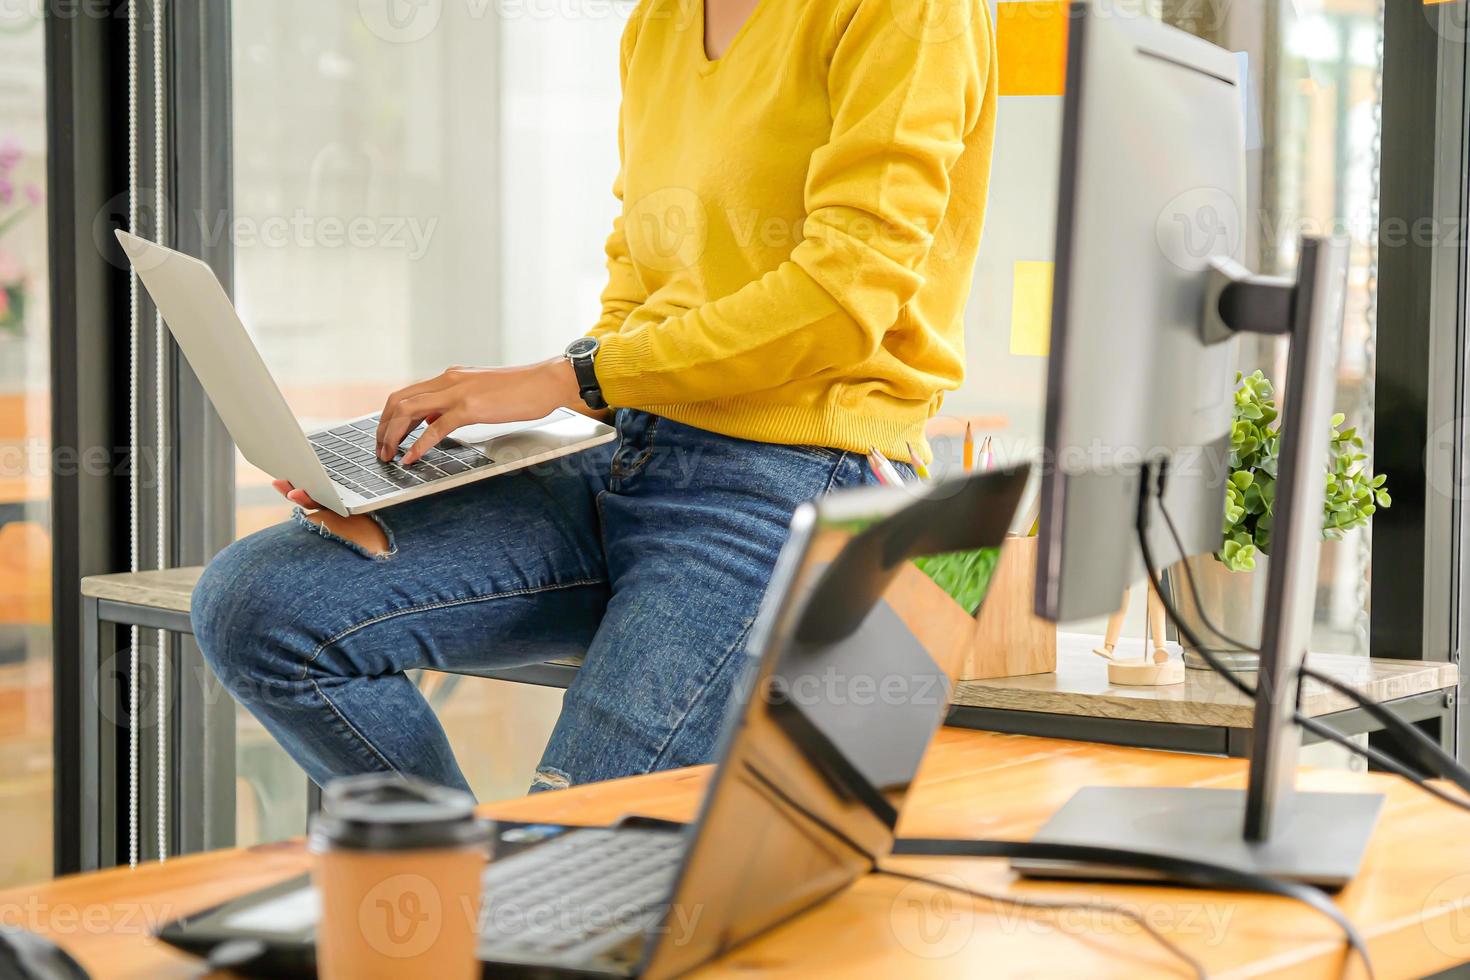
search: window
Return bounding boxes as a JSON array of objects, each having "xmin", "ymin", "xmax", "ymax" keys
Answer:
[
  {"xmin": 0, "ymin": 8, "xmax": 51, "ymax": 885},
  {"xmin": 228, "ymin": 0, "xmax": 627, "ymax": 842},
  {"xmin": 968, "ymin": 1, "xmax": 1385, "ymax": 653}
]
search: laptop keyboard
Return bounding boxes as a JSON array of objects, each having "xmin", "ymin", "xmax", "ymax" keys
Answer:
[
  {"xmin": 479, "ymin": 827, "xmax": 685, "ymax": 963},
  {"xmin": 306, "ymin": 415, "xmax": 495, "ymax": 500}
]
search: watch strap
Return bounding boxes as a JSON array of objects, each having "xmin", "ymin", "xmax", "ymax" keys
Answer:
[{"xmin": 568, "ymin": 345, "xmax": 607, "ymax": 411}]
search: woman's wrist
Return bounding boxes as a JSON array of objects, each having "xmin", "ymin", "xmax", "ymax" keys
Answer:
[{"xmin": 543, "ymin": 356, "xmax": 583, "ymax": 409}]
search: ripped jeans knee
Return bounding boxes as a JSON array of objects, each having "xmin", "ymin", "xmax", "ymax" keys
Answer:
[
  {"xmin": 531, "ymin": 765, "xmax": 572, "ymax": 793},
  {"xmin": 293, "ymin": 506, "xmax": 396, "ymax": 560}
]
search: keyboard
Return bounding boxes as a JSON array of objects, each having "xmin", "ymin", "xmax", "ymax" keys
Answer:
[
  {"xmin": 306, "ymin": 415, "xmax": 495, "ymax": 500},
  {"xmin": 479, "ymin": 827, "xmax": 685, "ymax": 967}
]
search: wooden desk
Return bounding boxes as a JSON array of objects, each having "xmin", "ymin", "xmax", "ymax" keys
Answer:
[
  {"xmin": 950, "ymin": 634, "xmax": 1458, "ymax": 757},
  {"xmin": 7, "ymin": 728, "xmax": 1470, "ymax": 978}
]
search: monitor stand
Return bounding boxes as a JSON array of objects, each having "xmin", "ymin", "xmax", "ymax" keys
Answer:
[
  {"xmin": 1017, "ymin": 786, "xmax": 1382, "ymax": 888},
  {"xmin": 1019, "ymin": 236, "xmax": 1383, "ymax": 889}
]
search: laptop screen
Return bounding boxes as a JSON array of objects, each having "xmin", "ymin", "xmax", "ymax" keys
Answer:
[{"xmin": 643, "ymin": 466, "xmax": 1027, "ymax": 978}]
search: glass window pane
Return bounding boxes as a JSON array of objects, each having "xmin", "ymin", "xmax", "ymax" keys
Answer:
[
  {"xmin": 1267, "ymin": 0, "xmax": 1382, "ymax": 655},
  {"xmin": 1167, "ymin": 1, "xmax": 1383, "ymax": 656},
  {"xmin": 229, "ymin": 1, "xmax": 627, "ymax": 834},
  {"xmin": 0, "ymin": 9, "xmax": 52, "ymax": 884}
]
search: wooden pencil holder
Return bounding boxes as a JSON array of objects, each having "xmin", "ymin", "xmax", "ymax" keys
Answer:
[{"xmin": 887, "ymin": 535, "xmax": 1057, "ymax": 684}]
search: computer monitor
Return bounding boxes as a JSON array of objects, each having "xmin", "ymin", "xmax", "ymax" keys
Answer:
[
  {"xmin": 1034, "ymin": 2, "xmax": 1243, "ymax": 624},
  {"xmin": 1029, "ymin": 1, "xmax": 1381, "ymax": 885}
]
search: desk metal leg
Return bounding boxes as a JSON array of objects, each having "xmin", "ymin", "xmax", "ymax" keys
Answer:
[
  {"xmin": 78, "ymin": 596, "xmax": 99, "ymax": 872},
  {"xmin": 78, "ymin": 596, "xmax": 118, "ymax": 871},
  {"xmin": 175, "ymin": 634, "xmax": 236, "ymax": 855}
]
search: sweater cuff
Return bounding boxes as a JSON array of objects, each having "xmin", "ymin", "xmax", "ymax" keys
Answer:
[{"xmin": 594, "ymin": 328, "xmax": 665, "ymax": 407}]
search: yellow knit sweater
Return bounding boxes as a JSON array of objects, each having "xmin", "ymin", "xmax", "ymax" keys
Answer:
[{"xmin": 588, "ymin": 0, "xmax": 997, "ymax": 463}]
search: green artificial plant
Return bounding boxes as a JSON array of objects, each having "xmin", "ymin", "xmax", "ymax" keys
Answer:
[
  {"xmin": 913, "ymin": 547, "xmax": 1001, "ymax": 616},
  {"xmin": 825, "ymin": 516, "xmax": 1002, "ymax": 615},
  {"xmin": 1218, "ymin": 370, "xmax": 1390, "ymax": 572}
]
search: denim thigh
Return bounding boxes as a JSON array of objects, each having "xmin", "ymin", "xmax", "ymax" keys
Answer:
[
  {"xmin": 192, "ymin": 442, "xmax": 614, "ymax": 790},
  {"xmin": 534, "ymin": 412, "xmax": 883, "ymax": 789}
]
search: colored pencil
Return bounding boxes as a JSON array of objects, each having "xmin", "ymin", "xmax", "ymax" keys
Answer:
[
  {"xmin": 868, "ymin": 447, "xmax": 906, "ymax": 487},
  {"xmin": 866, "ymin": 451, "xmax": 893, "ymax": 486},
  {"xmin": 906, "ymin": 442, "xmax": 930, "ymax": 480},
  {"xmin": 962, "ymin": 422, "xmax": 975, "ymax": 473}
]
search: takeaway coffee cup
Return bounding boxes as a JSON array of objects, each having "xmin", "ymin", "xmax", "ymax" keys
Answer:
[{"xmin": 309, "ymin": 774, "xmax": 490, "ymax": 980}]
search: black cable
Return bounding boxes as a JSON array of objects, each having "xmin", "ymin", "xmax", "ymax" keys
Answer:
[
  {"xmin": 739, "ymin": 762, "xmax": 1207, "ymax": 975},
  {"xmin": 1135, "ymin": 462, "xmax": 1257, "ymax": 699},
  {"xmin": 1298, "ymin": 665, "xmax": 1470, "ymax": 796},
  {"xmin": 1154, "ymin": 492, "xmax": 1259, "ymax": 654},
  {"xmin": 1134, "ymin": 461, "xmax": 1382, "ymax": 977},
  {"xmin": 1144, "ymin": 471, "xmax": 1470, "ymax": 980},
  {"xmin": 1294, "ymin": 714, "xmax": 1470, "ymax": 815},
  {"xmin": 891, "ymin": 837, "xmax": 1373, "ymax": 980},
  {"xmin": 872, "ymin": 867, "xmax": 1206, "ymax": 979},
  {"xmin": 1150, "ymin": 482, "xmax": 1470, "ymax": 802}
]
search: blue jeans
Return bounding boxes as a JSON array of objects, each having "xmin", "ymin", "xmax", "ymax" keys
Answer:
[{"xmin": 193, "ymin": 410, "xmax": 889, "ymax": 796}]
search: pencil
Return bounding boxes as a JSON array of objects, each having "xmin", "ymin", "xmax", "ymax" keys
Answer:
[
  {"xmin": 906, "ymin": 442, "xmax": 930, "ymax": 480},
  {"xmin": 869, "ymin": 447, "xmax": 906, "ymax": 487},
  {"xmin": 979, "ymin": 436, "xmax": 994, "ymax": 472},
  {"xmin": 866, "ymin": 451, "xmax": 892, "ymax": 487},
  {"xmin": 962, "ymin": 422, "xmax": 974, "ymax": 473}
]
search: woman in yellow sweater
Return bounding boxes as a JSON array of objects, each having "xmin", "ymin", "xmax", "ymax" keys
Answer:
[{"xmin": 192, "ymin": 0, "xmax": 997, "ymax": 795}]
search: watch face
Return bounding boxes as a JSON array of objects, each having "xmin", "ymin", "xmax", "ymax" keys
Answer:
[{"xmin": 566, "ymin": 337, "xmax": 598, "ymax": 359}]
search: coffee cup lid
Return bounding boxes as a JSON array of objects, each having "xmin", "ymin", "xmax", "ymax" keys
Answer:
[{"xmin": 308, "ymin": 774, "xmax": 490, "ymax": 851}]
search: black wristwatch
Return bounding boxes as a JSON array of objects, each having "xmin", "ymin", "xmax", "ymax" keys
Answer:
[{"xmin": 564, "ymin": 337, "xmax": 607, "ymax": 411}]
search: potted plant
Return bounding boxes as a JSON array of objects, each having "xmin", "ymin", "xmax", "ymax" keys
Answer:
[{"xmin": 1173, "ymin": 370, "xmax": 1390, "ymax": 667}]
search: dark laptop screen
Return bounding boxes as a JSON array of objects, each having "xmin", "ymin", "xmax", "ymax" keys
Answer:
[{"xmin": 643, "ymin": 467, "xmax": 1027, "ymax": 978}]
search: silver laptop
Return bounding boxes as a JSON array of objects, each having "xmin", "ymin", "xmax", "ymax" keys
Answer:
[{"xmin": 116, "ymin": 230, "xmax": 616, "ymax": 517}]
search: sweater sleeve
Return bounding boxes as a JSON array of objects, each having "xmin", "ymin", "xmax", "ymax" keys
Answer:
[
  {"xmin": 593, "ymin": 0, "xmax": 987, "ymax": 406},
  {"xmin": 587, "ymin": 5, "xmax": 648, "ymax": 341}
]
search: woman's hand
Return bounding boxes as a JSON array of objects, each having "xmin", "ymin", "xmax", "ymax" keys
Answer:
[
  {"xmin": 271, "ymin": 357, "xmax": 589, "ymax": 510},
  {"xmin": 376, "ymin": 358, "xmax": 582, "ymax": 465},
  {"xmin": 272, "ymin": 479, "xmax": 323, "ymax": 510}
]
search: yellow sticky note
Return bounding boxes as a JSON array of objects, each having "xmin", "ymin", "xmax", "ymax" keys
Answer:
[
  {"xmin": 997, "ymin": 1, "xmax": 1070, "ymax": 97},
  {"xmin": 1009, "ymin": 261, "xmax": 1053, "ymax": 357}
]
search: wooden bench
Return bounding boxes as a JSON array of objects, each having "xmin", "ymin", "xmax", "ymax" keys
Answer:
[
  {"xmin": 80, "ymin": 566, "xmax": 583, "ymax": 690},
  {"xmin": 75, "ymin": 567, "xmax": 584, "ymax": 869}
]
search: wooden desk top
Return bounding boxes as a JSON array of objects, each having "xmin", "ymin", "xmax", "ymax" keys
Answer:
[
  {"xmin": 5, "ymin": 728, "xmax": 1470, "ymax": 978},
  {"xmin": 952, "ymin": 633, "xmax": 1458, "ymax": 727}
]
